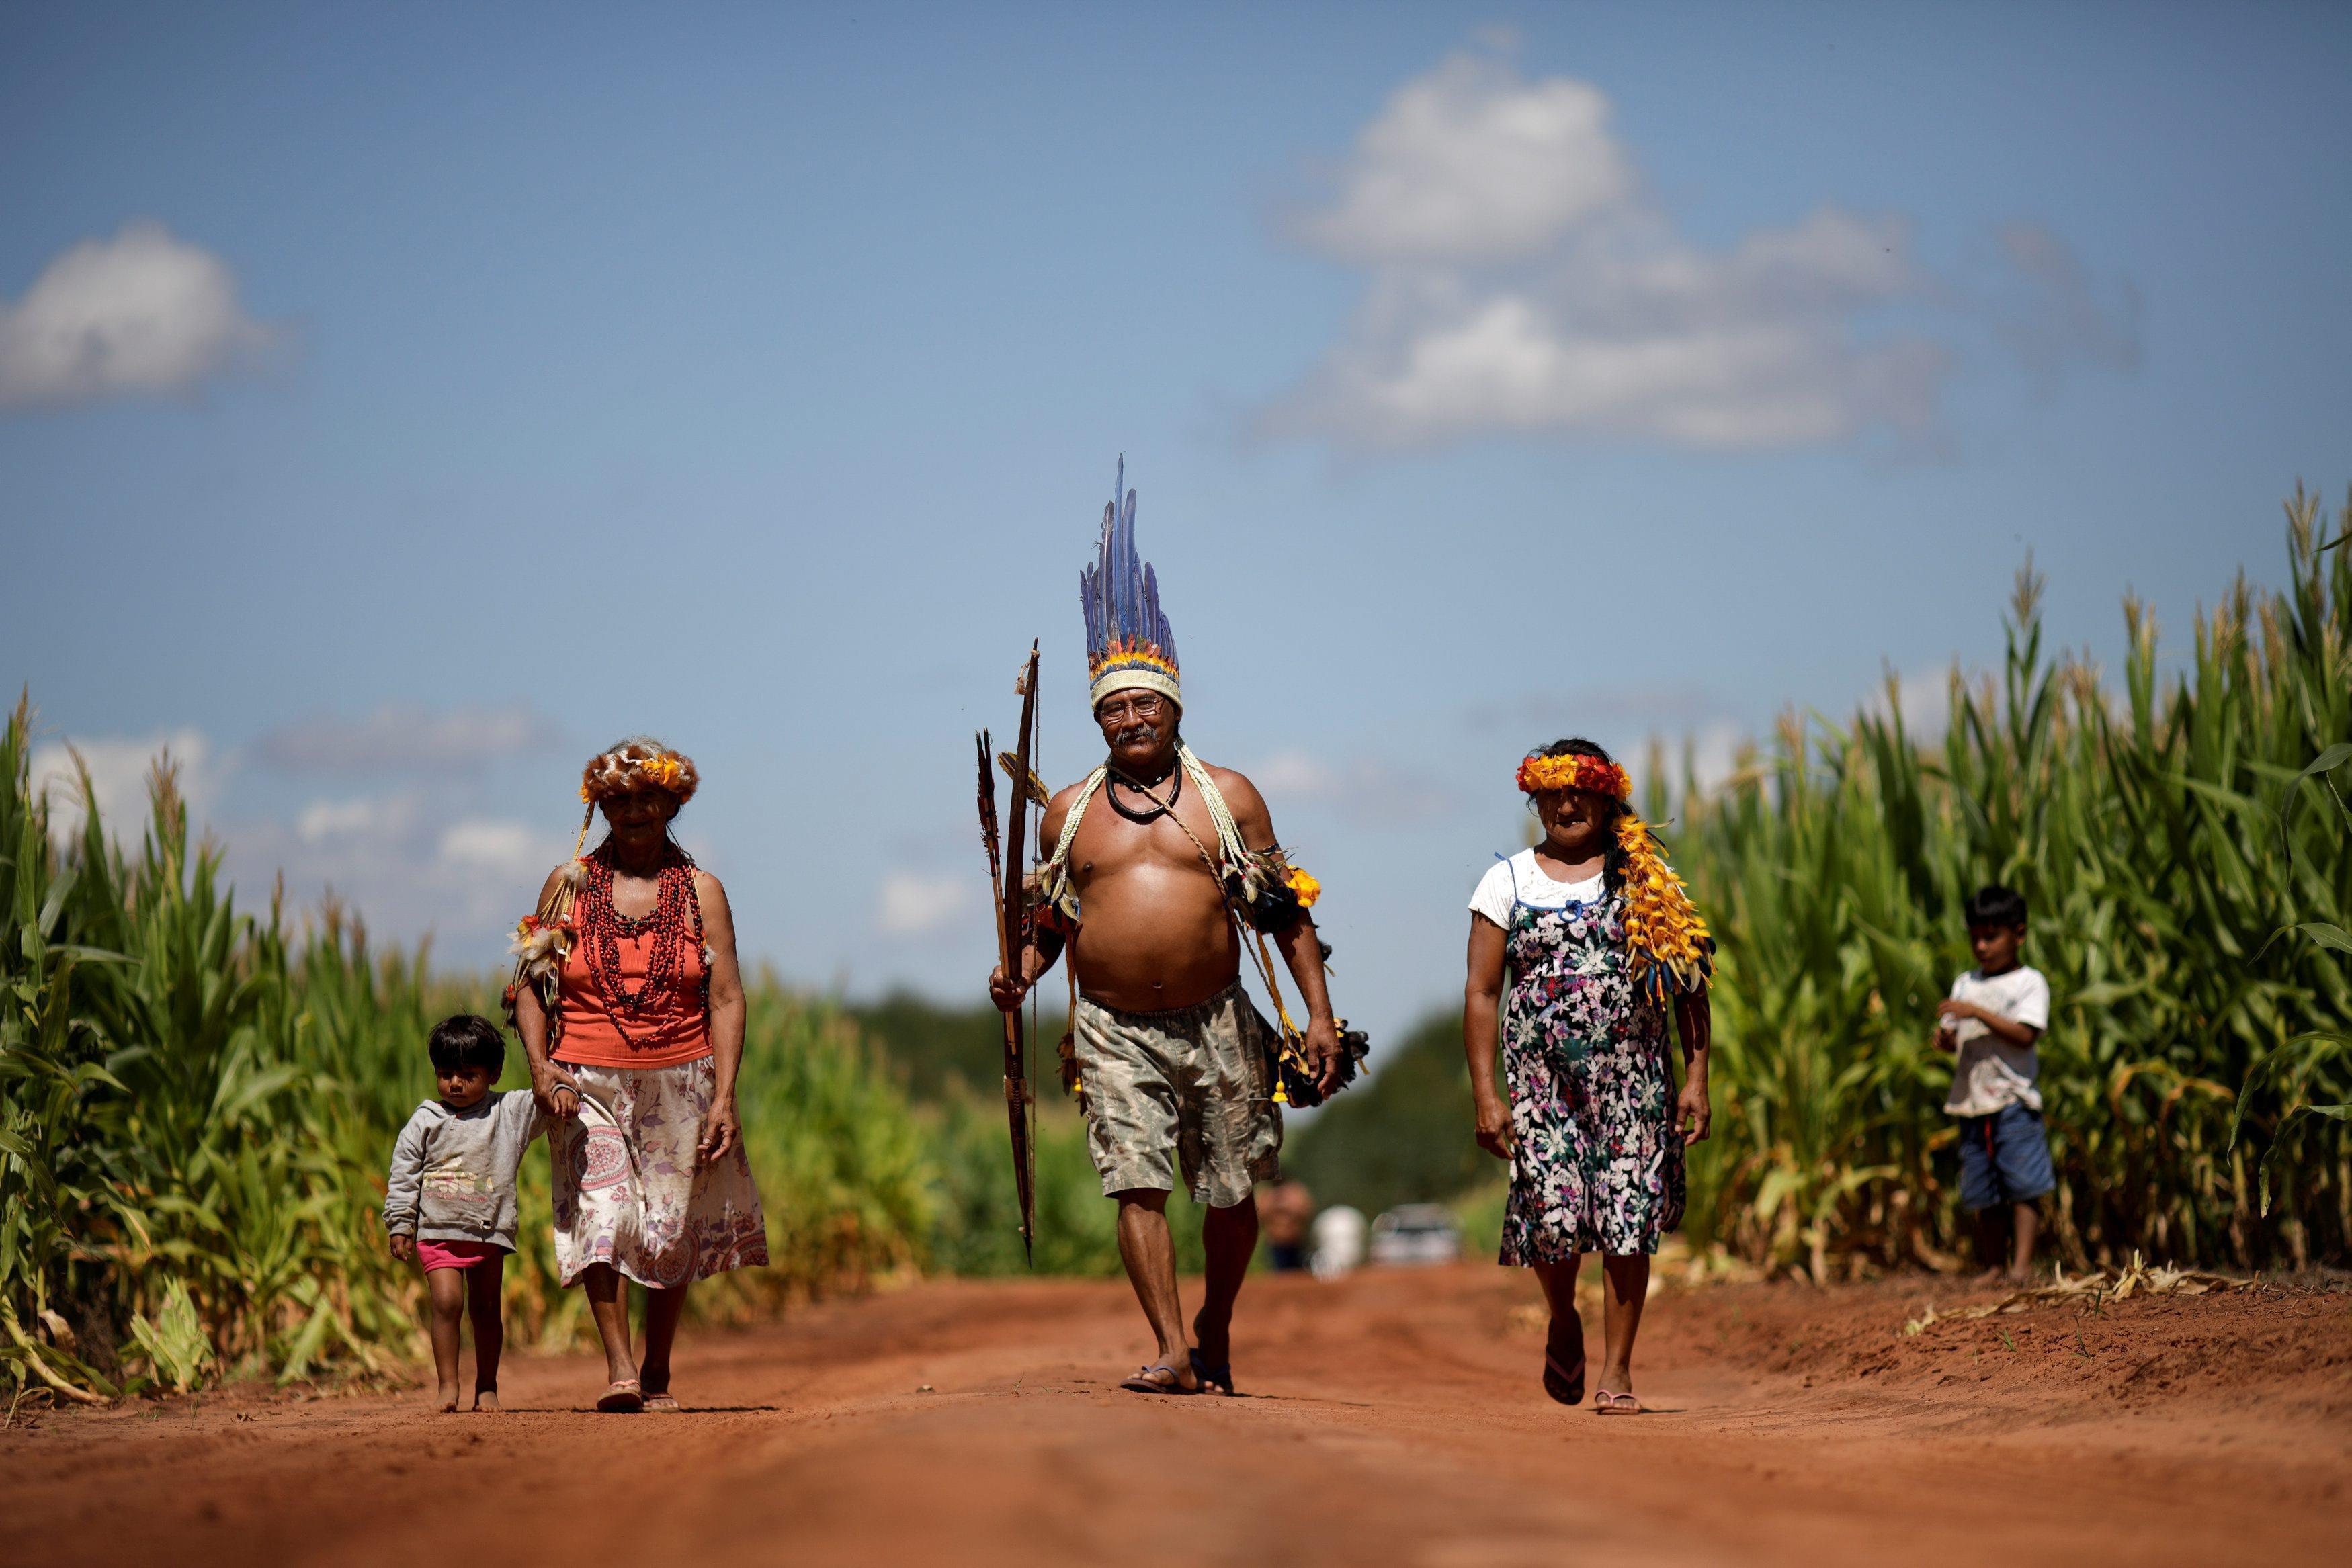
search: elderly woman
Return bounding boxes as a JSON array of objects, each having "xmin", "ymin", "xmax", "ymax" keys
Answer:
[
  {"xmin": 509, "ymin": 738, "xmax": 767, "ymax": 1412},
  {"xmin": 1462, "ymin": 738, "xmax": 1713, "ymax": 1415}
]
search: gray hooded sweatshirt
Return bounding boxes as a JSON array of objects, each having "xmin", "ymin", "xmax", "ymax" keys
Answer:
[{"xmin": 383, "ymin": 1089, "xmax": 548, "ymax": 1250}]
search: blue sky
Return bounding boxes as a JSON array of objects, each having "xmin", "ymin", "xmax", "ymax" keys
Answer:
[{"xmin": 4, "ymin": 2, "xmax": 2348, "ymax": 1046}]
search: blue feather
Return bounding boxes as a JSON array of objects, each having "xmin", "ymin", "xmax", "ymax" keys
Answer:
[{"xmin": 1075, "ymin": 454, "xmax": 1178, "ymax": 676}]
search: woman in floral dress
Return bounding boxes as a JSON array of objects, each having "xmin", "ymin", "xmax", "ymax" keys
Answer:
[{"xmin": 1463, "ymin": 738, "xmax": 1713, "ymax": 1413}]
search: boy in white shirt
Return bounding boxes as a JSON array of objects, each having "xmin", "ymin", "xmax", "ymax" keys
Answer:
[{"xmin": 1936, "ymin": 885, "xmax": 2053, "ymax": 1285}]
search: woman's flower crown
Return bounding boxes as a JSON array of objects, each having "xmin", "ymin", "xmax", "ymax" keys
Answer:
[
  {"xmin": 1515, "ymin": 752, "xmax": 1630, "ymax": 800},
  {"xmin": 1513, "ymin": 747, "xmax": 1713, "ymax": 1001},
  {"xmin": 580, "ymin": 741, "xmax": 700, "ymax": 805}
]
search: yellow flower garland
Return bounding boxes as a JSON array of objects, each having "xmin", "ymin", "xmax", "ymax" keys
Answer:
[{"xmin": 1613, "ymin": 811, "xmax": 1714, "ymax": 1003}]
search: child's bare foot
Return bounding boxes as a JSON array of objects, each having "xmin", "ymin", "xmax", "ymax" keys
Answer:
[
  {"xmin": 436, "ymin": 1388, "xmax": 460, "ymax": 1413},
  {"xmin": 1971, "ymin": 1267, "xmax": 2005, "ymax": 1288},
  {"xmin": 472, "ymin": 1387, "xmax": 500, "ymax": 1412}
]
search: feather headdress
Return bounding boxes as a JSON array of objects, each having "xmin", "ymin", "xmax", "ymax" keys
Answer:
[{"xmin": 1079, "ymin": 456, "xmax": 1180, "ymax": 711}]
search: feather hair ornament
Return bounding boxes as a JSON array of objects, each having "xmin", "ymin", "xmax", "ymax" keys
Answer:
[
  {"xmin": 1078, "ymin": 455, "xmax": 1180, "ymax": 712},
  {"xmin": 1613, "ymin": 811, "xmax": 1714, "ymax": 1005}
]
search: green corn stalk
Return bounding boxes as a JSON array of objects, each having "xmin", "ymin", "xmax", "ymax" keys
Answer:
[
  {"xmin": 1682, "ymin": 486, "xmax": 2352, "ymax": 1276},
  {"xmin": 127, "ymin": 1277, "xmax": 212, "ymax": 1394},
  {"xmin": 2, "ymin": 695, "xmax": 948, "ymax": 1398}
]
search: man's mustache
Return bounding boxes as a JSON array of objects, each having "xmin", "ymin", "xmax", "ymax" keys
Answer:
[{"xmin": 1114, "ymin": 724, "xmax": 1159, "ymax": 745}]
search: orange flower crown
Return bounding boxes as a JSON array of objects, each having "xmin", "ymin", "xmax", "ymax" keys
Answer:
[
  {"xmin": 1515, "ymin": 752, "xmax": 1631, "ymax": 800},
  {"xmin": 580, "ymin": 741, "xmax": 700, "ymax": 805},
  {"xmin": 1515, "ymin": 748, "xmax": 1712, "ymax": 1002}
]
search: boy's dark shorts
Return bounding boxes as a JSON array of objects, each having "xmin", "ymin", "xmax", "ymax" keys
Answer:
[{"xmin": 1956, "ymin": 1102, "xmax": 2055, "ymax": 1210}]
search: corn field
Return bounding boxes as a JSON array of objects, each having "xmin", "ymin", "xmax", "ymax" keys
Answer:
[
  {"xmin": 0, "ymin": 702, "xmax": 933, "ymax": 1403},
  {"xmin": 1677, "ymin": 487, "xmax": 2352, "ymax": 1277},
  {"xmin": 6, "ymin": 484, "xmax": 2347, "ymax": 1400}
]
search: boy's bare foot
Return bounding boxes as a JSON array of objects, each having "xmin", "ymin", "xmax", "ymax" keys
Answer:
[
  {"xmin": 472, "ymin": 1387, "xmax": 500, "ymax": 1412},
  {"xmin": 436, "ymin": 1389, "xmax": 460, "ymax": 1413}
]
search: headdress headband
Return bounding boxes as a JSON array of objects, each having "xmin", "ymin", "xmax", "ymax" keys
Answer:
[
  {"xmin": 581, "ymin": 740, "xmax": 700, "ymax": 805},
  {"xmin": 1079, "ymin": 456, "xmax": 1181, "ymax": 711},
  {"xmin": 1516, "ymin": 752, "xmax": 1630, "ymax": 800}
]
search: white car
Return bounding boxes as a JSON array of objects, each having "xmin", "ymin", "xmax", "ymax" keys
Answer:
[{"xmin": 1368, "ymin": 1203, "xmax": 1462, "ymax": 1266}]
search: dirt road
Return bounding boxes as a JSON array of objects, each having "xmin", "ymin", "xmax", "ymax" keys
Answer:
[{"xmin": 6, "ymin": 1264, "xmax": 2348, "ymax": 1566}]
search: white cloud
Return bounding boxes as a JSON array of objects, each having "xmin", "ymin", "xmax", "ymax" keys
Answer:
[
  {"xmin": 1252, "ymin": 749, "xmax": 1455, "ymax": 826},
  {"xmin": 228, "ymin": 789, "xmax": 563, "ymax": 953},
  {"xmin": 1254, "ymin": 750, "xmax": 1337, "ymax": 798},
  {"xmin": 258, "ymin": 703, "xmax": 562, "ymax": 775},
  {"xmin": 1269, "ymin": 40, "xmax": 2129, "ymax": 452},
  {"xmin": 30, "ymin": 729, "xmax": 219, "ymax": 846},
  {"xmin": 0, "ymin": 222, "xmax": 278, "ymax": 411},
  {"xmin": 22, "ymin": 718, "xmax": 566, "ymax": 960},
  {"xmin": 1289, "ymin": 49, "xmax": 1630, "ymax": 265},
  {"xmin": 436, "ymin": 818, "xmax": 551, "ymax": 879},
  {"xmin": 875, "ymin": 869, "xmax": 977, "ymax": 939},
  {"xmin": 297, "ymin": 795, "xmax": 392, "ymax": 844}
]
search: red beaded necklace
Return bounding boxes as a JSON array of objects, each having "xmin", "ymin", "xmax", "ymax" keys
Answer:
[{"xmin": 577, "ymin": 841, "xmax": 707, "ymax": 1046}]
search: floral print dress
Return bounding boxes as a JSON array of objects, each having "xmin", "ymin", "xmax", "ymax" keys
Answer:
[{"xmin": 1496, "ymin": 865, "xmax": 1685, "ymax": 1262}]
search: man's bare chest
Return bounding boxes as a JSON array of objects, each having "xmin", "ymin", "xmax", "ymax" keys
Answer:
[{"xmin": 1068, "ymin": 788, "xmax": 1221, "ymax": 884}]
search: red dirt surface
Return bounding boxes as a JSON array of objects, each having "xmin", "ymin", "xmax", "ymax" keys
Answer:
[{"xmin": 5, "ymin": 1264, "xmax": 2347, "ymax": 1566}]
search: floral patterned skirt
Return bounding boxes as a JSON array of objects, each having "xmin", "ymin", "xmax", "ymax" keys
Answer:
[
  {"xmin": 1498, "ymin": 1000, "xmax": 1685, "ymax": 1263},
  {"xmin": 548, "ymin": 1057, "xmax": 769, "ymax": 1289}
]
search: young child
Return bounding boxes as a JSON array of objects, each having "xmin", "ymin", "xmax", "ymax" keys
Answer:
[
  {"xmin": 383, "ymin": 1014, "xmax": 558, "ymax": 1411},
  {"xmin": 1935, "ymin": 885, "xmax": 2054, "ymax": 1284}
]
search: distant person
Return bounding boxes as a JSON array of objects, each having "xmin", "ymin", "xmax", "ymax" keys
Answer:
[
  {"xmin": 509, "ymin": 740, "xmax": 769, "ymax": 1413},
  {"xmin": 382, "ymin": 1014, "xmax": 551, "ymax": 1413},
  {"xmin": 1309, "ymin": 1205, "xmax": 1367, "ymax": 1279},
  {"xmin": 991, "ymin": 462, "xmax": 1350, "ymax": 1399},
  {"xmin": 1257, "ymin": 1180, "xmax": 1317, "ymax": 1271},
  {"xmin": 1462, "ymin": 740, "xmax": 1714, "ymax": 1415},
  {"xmin": 1935, "ymin": 884, "xmax": 2053, "ymax": 1285}
]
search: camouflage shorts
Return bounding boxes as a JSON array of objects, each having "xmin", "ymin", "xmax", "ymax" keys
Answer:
[{"xmin": 1071, "ymin": 979, "xmax": 1282, "ymax": 1209}]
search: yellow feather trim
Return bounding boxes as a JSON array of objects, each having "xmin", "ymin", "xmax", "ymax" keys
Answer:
[{"xmin": 1614, "ymin": 812, "xmax": 1713, "ymax": 1001}]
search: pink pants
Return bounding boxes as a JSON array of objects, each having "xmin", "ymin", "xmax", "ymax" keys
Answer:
[{"xmin": 417, "ymin": 1238, "xmax": 505, "ymax": 1273}]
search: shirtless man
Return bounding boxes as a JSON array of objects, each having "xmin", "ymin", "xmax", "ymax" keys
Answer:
[{"xmin": 990, "ymin": 464, "xmax": 1343, "ymax": 1395}]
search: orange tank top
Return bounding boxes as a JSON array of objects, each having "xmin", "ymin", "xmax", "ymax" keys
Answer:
[{"xmin": 553, "ymin": 875, "xmax": 713, "ymax": 1070}]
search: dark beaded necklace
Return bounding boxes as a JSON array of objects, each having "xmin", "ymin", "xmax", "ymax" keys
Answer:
[
  {"xmin": 577, "ymin": 842, "xmax": 707, "ymax": 1047},
  {"xmin": 1106, "ymin": 763, "xmax": 1180, "ymax": 824}
]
